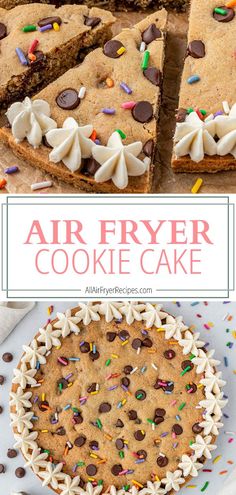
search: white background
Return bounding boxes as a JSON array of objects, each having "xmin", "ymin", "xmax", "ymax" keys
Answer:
[{"xmin": 0, "ymin": 300, "xmax": 235, "ymax": 495}]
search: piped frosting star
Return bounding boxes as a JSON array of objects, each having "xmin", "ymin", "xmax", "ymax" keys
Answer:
[
  {"xmin": 98, "ymin": 302, "xmax": 123, "ymax": 322},
  {"xmin": 174, "ymin": 111, "xmax": 217, "ymax": 163},
  {"xmin": 200, "ymin": 370, "xmax": 226, "ymax": 395},
  {"xmin": 92, "ymin": 131, "xmax": 146, "ymax": 189},
  {"xmin": 6, "ymin": 97, "xmax": 57, "ymax": 147},
  {"xmin": 199, "ymin": 414, "xmax": 223, "ymax": 436},
  {"xmin": 46, "ymin": 117, "xmax": 94, "ymax": 172},
  {"xmin": 120, "ymin": 301, "xmax": 146, "ymax": 324},
  {"xmin": 199, "ymin": 391, "xmax": 228, "ymax": 417},
  {"xmin": 162, "ymin": 315, "xmax": 188, "ymax": 340},
  {"xmin": 192, "ymin": 349, "xmax": 220, "ymax": 374},
  {"xmin": 141, "ymin": 303, "xmax": 168, "ymax": 328},
  {"xmin": 162, "ymin": 470, "xmax": 185, "ymax": 492},
  {"xmin": 37, "ymin": 323, "xmax": 61, "ymax": 350},
  {"xmin": 178, "ymin": 454, "xmax": 203, "ymax": 477},
  {"xmin": 178, "ymin": 330, "xmax": 204, "ymax": 356},
  {"xmin": 139, "ymin": 480, "xmax": 167, "ymax": 495},
  {"xmin": 190, "ymin": 434, "xmax": 217, "ymax": 459},
  {"xmin": 21, "ymin": 339, "xmax": 46, "ymax": 369},
  {"xmin": 75, "ymin": 303, "xmax": 100, "ymax": 325},
  {"xmin": 53, "ymin": 309, "xmax": 81, "ymax": 337},
  {"xmin": 39, "ymin": 462, "xmax": 67, "ymax": 489}
]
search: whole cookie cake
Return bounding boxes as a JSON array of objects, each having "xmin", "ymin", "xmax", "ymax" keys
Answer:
[{"xmin": 10, "ymin": 302, "xmax": 227, "ymax": 494}]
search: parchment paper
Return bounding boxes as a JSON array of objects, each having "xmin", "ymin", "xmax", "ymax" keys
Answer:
[{"xmin": 0, "ymin": 11, "xmax": 234, "ymax": 194}]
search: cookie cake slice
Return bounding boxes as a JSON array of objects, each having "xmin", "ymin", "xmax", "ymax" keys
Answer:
[
  {"xmin": 0, "ymin": 10, "xmax": 167, "ymax": 193},
  {"xmin": 0, "ymin": 3, "xmax": 115, "ymax": 106},
  {"xmin": 172, "ymin": 0, "xmax": 236, "ymax": 173}
]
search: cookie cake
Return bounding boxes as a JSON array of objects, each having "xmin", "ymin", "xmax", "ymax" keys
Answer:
[
  {"xmin": 0, "ymin": 11, "xmax": 167, "ymax": 193},
  {"xmin": 10, "ymin": 302, "xmax": 227, "ymax": 494}
]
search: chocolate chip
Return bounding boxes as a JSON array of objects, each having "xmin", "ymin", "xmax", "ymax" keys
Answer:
[
  {"xmin": 86, "ymin": 464, "xmax": 97, "ymax": 476},
  {"xmin": 87, "ymin": 383, "xmax": 97, "ymax": 393},
  {"xmin": 181, "ymin": 360, "xmax": 194, "ymax": 370},
  {"xmin": 84, "ymin": 16, "xmax": 101, "ymax": 28},
  {"xmin": 192, "ymin": 422, "xmax": 204, "ymax": 434},
  {"xmin": 213, "ymin": 6, "xmax": 235, "ymax": 22},
  {"xmin": 132, "ymin": 338, "xmax": 142, "ymax": 349},
  {"xmin": 116, "ymin": 419, "xmax": 124, "ymax": 428},
  {"xmin": 142, "ymin": 23, "xmax": 162, "ymax": 44},
  {"xmin": 79, "ymin": 479, "xmax": 85, "ymax": 489},
  {"xmin": 0, "ymin": 406, "xmax": 3, "ymax": 414},
  {"xmin": 0, "ymin": 464, "xmax": 5, "ymax": 473},
  {"xmin": 187, "ymin": 40, "xmax": 205, "ymax": 58},
  {"xmin": 7, "ymin": 449, "xmax": 17, "ymax": 458},
  {"xmin": 116, "ymin": 438, "xmax": 124, "ymax": 450},
  {"xmin": 157, "ymin": 455, "xmax": 168, "ymax": 467},
  {"xmin": 119, "ymin": 330, "xmax": 130, "ymax": 341},
  {"xmin": 2, "ymin": 352, "xmax": 13, "ymax": 362},
  {"xmin": 0, "ymin": 375, "xmax": 4, "ymax": 385},
  {"xmin": 82, "ymin": 157, "xmax": 101, "ymax": 176},
  {"xmin": 137, "ymin": 449, "xmax": 147, "ymax": 459},
  {"xmin": 154, "ymin": 416, "xmax": 164, "ymax": 425},
  {"xmin": 0, "ymin": 23, "xmax": 7, "ymax": 40},
  {"xmin": 176, "ymin": 108, "xmax": 187, "ymax": 123},
  {"xmin": 143, "ymin": 139, "xmax": 154, "ymax": 157},
  {"xmin": 164, "ymin": 349, "xmax": 176, "ymax": 360},
  {"xmin": 106, "ymin": 331, "xmax": 117, "ymax": 342},
  {"xmin": 56, "ymin": 89, "xmax": 80, "ymax": 110},
  {"xmin": 187, "ymin": 383, "xmax": 197, "ymax": 393},
  {"xmin": 57, "ymin": 378, "xmax": 68, "ymax": 390},
  {"xmin": 80, "ymin": 342, "xmax": 90, "ymax": 353},
  {"xmin": 75, "ymin": 435, "xmax": 86, "ymax": 447},
  {"xmin": 165, "ymin": 382, "xmax": 174, "ymax": 392},
  {"xmin": 121, "ymin": 377, "xmax": 130, "ymax": 387},
  {"xmin": 198, "ymin": 455, "xmax": 206, "ymax": 464},
  {"xmin": 123, "ymin": 365, "xmax": 133, "ymax": 375},
  {"xmin": 99, "ymin": 402, "xmax": 111, "ymax": 413},
  {"xmin": 103, "ymin": 40, "xmax": 125, "ymax": 58},
  {"xmin": 172, "ymin": 424, "xmax": 183, "ymax": 435},
  {"xmin": 135, "ymin": 389, "xmax": 146, "ymax": 400},
  {"xmin": 155, "ymin": 408, "xmax": 166, "ymax": 417},
  {"xmin": 15, "ymin": 467, "xmax": 25, "ymax": 478},
  {"xmin": 89, "ymin": 350, "xmax": 100, "ymax": 361},
  {"xmin": 55, "ymin": 426, "xmax": 66, "ymax": 436},
  {"xmin": 142, "ymin": 337, "xmax": 153, "ymax": 347},
  {"xmin": 73, "ymin": 413, "xmax": 83, "ymax": 424},
  {"xmin": 38, "ymin": 16, "xmax": 62, "ymax": 27},
  {"xmin": 89, "ymin": 440, "xmax": 99, "ymax": 449},
  {"xmin": 128, "ymin": 410, "xmax": 138, "ymax": 420},
  {"xmin": 134, "ymin": 430, "xmax": 145, "ymax": 441},
  {"xmin": 143, "ymin": 67, "xmax": 161, "ymax": 86},
  {"xmin": 111, "ymin": 464, "xmax": 122, "ymax": 476},
  {"xmin": 132, "ymin": 101, "xmax": 153, "ymax": 123},
  {"xmin": 154, "ymin": 379, "xmax": 161, "ymax": 389},
  {"xmin": 38, "ymin": 400, "xmax": 49, "ymax": 412}
]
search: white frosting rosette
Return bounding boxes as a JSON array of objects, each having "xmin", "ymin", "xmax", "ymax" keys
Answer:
[
  {"xmin": 46, "ymin": 117, "xmax": 94, "ymax": 172},
  {"xmin": 92, "ymin": 131, "xmax": 147, "ymax": 189},
  {"xmin": 6, "ymin": 97, "xmax": 57, "ymax": 147},
  {"xmin": 174, "ymin": 111, "xmax": 217, "ymax": 162}
]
